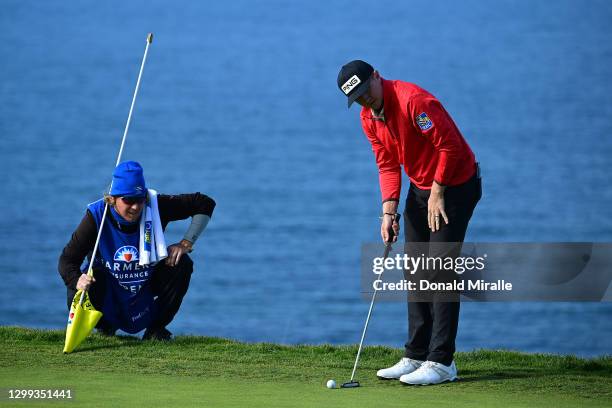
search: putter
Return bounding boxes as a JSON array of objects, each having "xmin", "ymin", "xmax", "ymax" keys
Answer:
[{"xmin": 341, "ymin": 214, "xmax": 400, "ymax": 389}]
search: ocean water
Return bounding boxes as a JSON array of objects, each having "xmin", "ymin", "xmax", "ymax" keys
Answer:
[{"xmin": 1, "ymin": 0, "xmax": 611, "ymax": 356}]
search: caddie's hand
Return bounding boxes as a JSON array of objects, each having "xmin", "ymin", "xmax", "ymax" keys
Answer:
[
  {"xmin": 165, "ymin": 240, "xmax": 193, "ymax": 267},
  {"xmin": 427, "ymin": 187, "xmax": 449, "ymax": 232},
  {"xmin": 76, "ymin": 273, "xmax": 95, "ymax": 291},
  {"xmin": 381, "ymin": 213, "xmax": 400, "ymax": 244}
]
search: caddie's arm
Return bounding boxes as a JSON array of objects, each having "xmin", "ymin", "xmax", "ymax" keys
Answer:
[
  {"xmin": 58, "ymin": 211, "xmax": 97, "ymax": 291},
  {"xmin": 158, "ymin": 193, "xmax": 216, "ymax": 266}
]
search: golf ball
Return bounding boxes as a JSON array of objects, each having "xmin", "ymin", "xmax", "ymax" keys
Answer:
[{"xmin": 326, "ymin": 379, "xmax": 336, "ymax": 389}]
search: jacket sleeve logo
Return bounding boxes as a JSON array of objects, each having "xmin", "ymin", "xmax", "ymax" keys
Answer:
[
  {"xmin": 341, "ymin": 75, "xmax": 361, "ymax": 95},
  {"xmin": 416, "ymin": 112, "xmax": 433, "ymax": 131}
]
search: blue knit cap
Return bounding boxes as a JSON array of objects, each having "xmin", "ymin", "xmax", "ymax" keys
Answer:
[{"xmin": 110, "ymin": 161, "xmax": 147, "ymax": 197}]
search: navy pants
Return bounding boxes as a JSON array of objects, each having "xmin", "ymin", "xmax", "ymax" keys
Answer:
[
  {"xmin": 403, "ymin": 172, "xmax": 481, "ymax": 366},
  {"xmin": 66, "ymin": 255, "xmax": 194, "ymax": 333}
]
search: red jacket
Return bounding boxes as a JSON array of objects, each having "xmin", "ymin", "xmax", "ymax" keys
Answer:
[{"xmin": 361, "ymin": 79, "xmax": 476, "ymax": 202}]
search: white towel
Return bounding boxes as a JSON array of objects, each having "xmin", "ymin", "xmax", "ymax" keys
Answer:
[
  {"xmin": 139, "ymin": 189, "xmax": 167, "ymax": 266},
  {"xmin": 149, "ymin": 189, "xmax": 168, "ymax": 260}
]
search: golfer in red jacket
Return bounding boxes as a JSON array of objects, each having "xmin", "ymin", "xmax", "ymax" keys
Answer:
[{"xmin": 338, "ymin": 60, "xmax": 481, "ymax": 385}]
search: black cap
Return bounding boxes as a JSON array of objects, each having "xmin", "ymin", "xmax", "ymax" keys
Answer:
[{"xmin": 337, "ymin": 60, "xmax": 374, "ymax": 108}]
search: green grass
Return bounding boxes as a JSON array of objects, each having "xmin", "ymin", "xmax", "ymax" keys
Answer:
[{"xmin": 0, "ymin": 326, "xmax": 610, "ymax": 407}]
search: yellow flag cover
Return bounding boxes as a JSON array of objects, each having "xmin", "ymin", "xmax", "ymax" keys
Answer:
[{"xmin": 63, "ymin": 290, "xmax": 103, "ymax": 353}]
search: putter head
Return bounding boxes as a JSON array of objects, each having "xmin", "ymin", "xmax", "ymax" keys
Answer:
[{"xmin": 341, "ymin": 381, "xmax": 360, "ymax": 388}]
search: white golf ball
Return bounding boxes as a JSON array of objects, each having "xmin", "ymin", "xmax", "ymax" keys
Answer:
[{"xmin": 326, "ymin": 379, "xmax": 336, "ymax": 389}]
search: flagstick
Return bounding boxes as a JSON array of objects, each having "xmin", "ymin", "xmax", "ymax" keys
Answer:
[{"xmin": 79, "ymin": 33, "xmax": 153, "ymax": 305}]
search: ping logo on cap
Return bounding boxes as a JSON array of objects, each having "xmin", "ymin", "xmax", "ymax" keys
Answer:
[{"xmin": 342, "ymin": 75, "xmax": 361, "ymax": 95}]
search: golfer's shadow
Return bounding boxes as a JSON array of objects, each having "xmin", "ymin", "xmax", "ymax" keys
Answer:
[{"xmin": 455, "ymin": 368, "xmax": 536, "ymax": 383}]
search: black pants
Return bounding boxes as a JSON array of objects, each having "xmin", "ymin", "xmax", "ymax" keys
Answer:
[
  {"xmin": 403, "ymin": 172, "xmax": 481, "ymax": 366},
  {"xmin": 66, "ymin": 255, "xmax": 194, "ymax": 333}
]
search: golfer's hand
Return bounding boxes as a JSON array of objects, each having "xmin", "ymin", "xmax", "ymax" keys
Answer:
[
  {"xmin": 381, "ymin": 214, "xmax": 400, "ymax": 244},
  {"xmin": 165, "ymin": 240, "xmax": 192, "ymax": 267},
  {"xmin": 428, "ymin": 183, "xmax": 449, "ymax": 232},
  {"xmin": 76, "ymin": 274, "xmax": 95, "ymax": 291}
]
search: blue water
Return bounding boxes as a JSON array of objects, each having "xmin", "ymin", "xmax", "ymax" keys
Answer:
[{"xmin": 1, "ymin": 0, "xmax": 611, "ymax": 357}]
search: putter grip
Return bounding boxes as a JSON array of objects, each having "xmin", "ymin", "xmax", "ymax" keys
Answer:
[{"xmin": 388, "ymin": 213, "xmax": 401, "ymax": 240}]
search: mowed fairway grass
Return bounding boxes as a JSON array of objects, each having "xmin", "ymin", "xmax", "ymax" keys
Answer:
[{"xmin": 0, "ymin": 327, "xmax": 610, "ymax": 407}]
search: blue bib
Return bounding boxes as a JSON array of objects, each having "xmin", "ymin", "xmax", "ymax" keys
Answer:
[{"xmin": 86, "ymin": 199, "xmax": 157, "ymax": 333}]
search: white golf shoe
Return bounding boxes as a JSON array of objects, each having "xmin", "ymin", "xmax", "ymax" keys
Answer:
[
  {"xmin": 376, "ymin": 357, "xmax": 424, "ymax": 380},
  {"xmin": 399, "ymin": 360, "xmax": 457, "ymax": 385}
]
